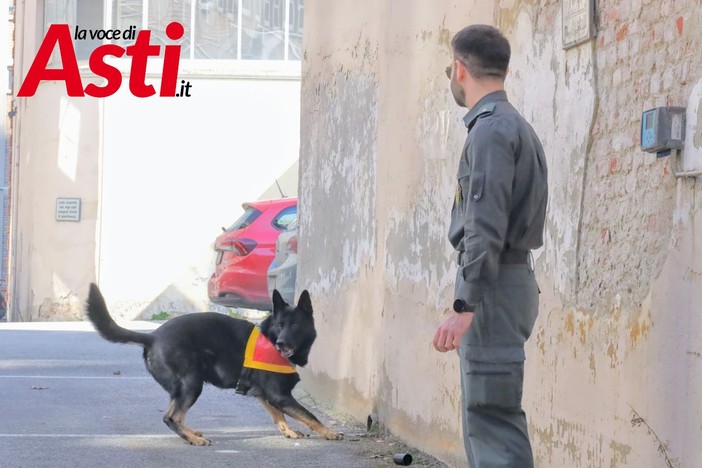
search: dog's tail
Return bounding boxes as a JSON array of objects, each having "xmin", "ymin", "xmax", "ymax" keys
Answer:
[{"xmin": 86, "ymin": 283, "xmax": 154, "ymax": 347}]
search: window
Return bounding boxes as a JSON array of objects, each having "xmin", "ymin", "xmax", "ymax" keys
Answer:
[
  {"xmin": 193, "ymin": 1, "xmax": 239, "ymax": 59},
  {"xmin": 287, "ymin": 0, "xmax": 303, "ymax": 60},
  {"xmin": 271, "ymin": 205, "xmax": 296, "ymax": 231},
  {"xmin": 44, "ymin": 0, "xmax": 104, "ymax": 60},
  {"xmin": 284, "ymin": 217, "xmax": 298, "ymax": 232},
  {"xmin": 226, "ymin": 206, "xmax": 262, "ymax": 232},
  {"xmin": 147, "ymin": 0, "xmax": 192, "ymax": 58},
  {"xmin": 44, "ymin": 0, "xmax": 304, "ymax": 61},
  {"xmin": 111, "ymin": 0, "xmax": 142, "ymax": 39},
  {"xmin": 241, "ymin": 0, "xmax": 284, "ymax": 60}
]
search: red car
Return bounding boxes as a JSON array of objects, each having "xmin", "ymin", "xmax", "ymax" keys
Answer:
[{"xmin": 208, "ymin": 197, "xmax": 297, "ymax": 310}]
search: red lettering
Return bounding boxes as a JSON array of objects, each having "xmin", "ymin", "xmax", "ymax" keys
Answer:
[
  {"xmin": 85, "ymin": 45, "xmax": 125, "ymax": 98},
  {"xmin": 126, "ymin": 30, "xmax": 161, "ymax": 98},
  {"xmin": 18, "ymin": 22, "xmax": 186, "ymax": 98},
  {"xmin": 160, "ymin": 22, "xmax": 184, "ymax": 97},
  {"xmin": 17, "ymin": 24, "xmax": 83, "ymax": 97}
]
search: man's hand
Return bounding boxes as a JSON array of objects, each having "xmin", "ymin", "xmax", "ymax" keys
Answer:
[{"xmin": 433, "ymin": 312, "xmax": 474, "ymax": 352}]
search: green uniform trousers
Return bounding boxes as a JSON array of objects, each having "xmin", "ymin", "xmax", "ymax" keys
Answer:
[{"xmin": 458, "ymin": 264, "xmax": 539, "ymax": 468}]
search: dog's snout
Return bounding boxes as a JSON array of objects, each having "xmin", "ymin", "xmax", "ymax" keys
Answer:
[{"xmin": 276, "ymin": 339, "xmax": 287, "ymax": 348}]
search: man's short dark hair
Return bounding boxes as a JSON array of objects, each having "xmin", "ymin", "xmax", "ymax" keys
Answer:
[{"xmin": 451, "ymin": 25, "xmax": 510, "ymax": 80}]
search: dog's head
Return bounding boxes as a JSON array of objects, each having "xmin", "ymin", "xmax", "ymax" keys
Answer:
[{"xmin": 259, "ymin": 289, "xmax": 317, "ymax": 367}]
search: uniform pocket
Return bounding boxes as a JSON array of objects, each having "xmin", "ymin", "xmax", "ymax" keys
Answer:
[
  {"xmin": 469, "ymin": 172, "xmax": 485, "ymax": 202},
  {"xmin": 456, "ymin": 172, "xmax": 470, "ymax": 207},
  {"xmin": 493, "ymin": 276, "xmax": 539, "ymax": 343},
  {"xmin": 466, "ymin": 361, "xmax": 524, "ymax": 410}
]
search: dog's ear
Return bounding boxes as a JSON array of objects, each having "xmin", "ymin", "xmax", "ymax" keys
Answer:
[
  {"xmin": 297, "ymin": 290, "xmax": 313, "ymax": 315},
  {"xmin": 272, "ymin": 289, "xmax": 286, "ymax": 313}
]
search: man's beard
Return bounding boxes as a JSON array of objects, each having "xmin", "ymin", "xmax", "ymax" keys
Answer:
[{"xmin": 450, "ymin": 78, "xmax": 467, "ymax": 108}]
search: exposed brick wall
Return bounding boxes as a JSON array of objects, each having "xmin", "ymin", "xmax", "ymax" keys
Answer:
[
  {"xmin": 577, "ymin": 0, "xmax": 700, "ymax": 312},
  {"xmin": 494, "ymin": 2, "xmax": 702, "ymax": 465}
]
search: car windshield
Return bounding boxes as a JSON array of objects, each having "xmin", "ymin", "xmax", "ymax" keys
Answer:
[{"xmin": 226, "ymin": 206, "xmax": 261, "ymax": 232}]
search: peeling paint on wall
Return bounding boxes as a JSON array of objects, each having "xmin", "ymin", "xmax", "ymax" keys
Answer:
[
  {"xmin": 501, "ymin": 4, "xmax": 596, "ymax": 304},
  {"xmin": 299, "ymin": 70, "xmax": 378, "ymax": 295},
  {"xmin": 300, "ymin": 0, "xmax": 702, "ymax": 466}
]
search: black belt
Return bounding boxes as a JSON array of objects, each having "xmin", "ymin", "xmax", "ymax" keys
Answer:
[
  {"xmin": 457, "ymin": 250, "xmax": 529, "ymax": 265},
  {"xmin": 500, "ymin": 250, "xmax": 529, "ymax": 264}
]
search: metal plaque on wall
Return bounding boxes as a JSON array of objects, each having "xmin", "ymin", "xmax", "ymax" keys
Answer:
[
  {"xmin": 56, "ymin": 198, "xmax": 81, "ymax": 222},
  {"xmin": 563, "ymin": 0, "xmax": 595, "ymax": 49}
]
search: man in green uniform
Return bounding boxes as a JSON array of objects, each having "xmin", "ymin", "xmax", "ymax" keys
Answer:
[{"xmin": 432, "ymin": 25, "xmax": 548, "ymax": 467}]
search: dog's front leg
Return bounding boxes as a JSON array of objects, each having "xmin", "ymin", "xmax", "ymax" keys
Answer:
[
  {"xmin": 275, "ymin": 397, "xmax": 343, "ymax": 440},
  {"xmin": 257, "ymin": 397, "xmax": 306, "ymax": 439}
]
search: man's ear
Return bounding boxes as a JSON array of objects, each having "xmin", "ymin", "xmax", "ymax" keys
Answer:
[
  {"xmin": 455, "ymin": 59, "xmax": 467, "ymax": 81},
  {"xmin": 272, "ymin": 289, "xmax": 286, "ymax": 313},
  {"xmin": 297, "ymin": 290, "xmax": 313, "ymax": 315}
]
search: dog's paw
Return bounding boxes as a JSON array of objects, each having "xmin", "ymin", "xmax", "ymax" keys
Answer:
[
  {"xmin": 189, "ymin": 436, "xmax": 212, "ymax": 446},
  {"xmin": 283, "ymin": 429, "xmax": 307, "ymax": 439},
  {"xmin": 323, "ymin": 430, "xmax": 344, "ymax": 441}
]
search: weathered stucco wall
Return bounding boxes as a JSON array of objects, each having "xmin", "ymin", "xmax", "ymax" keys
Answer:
[
  {"xmin": 298, "ymin": 1, "xmax": 493, "ymax": 465},
  {"xmin": 300, "ymin": 0, "xmax": 702, "ymax": 466},
  {"xmin": 10, "ymin": 0, "xmax": 102, "ymax": 321},
  {"xmin": 12, "ymin": 85, "xmax": 102, "ymax": 322}
]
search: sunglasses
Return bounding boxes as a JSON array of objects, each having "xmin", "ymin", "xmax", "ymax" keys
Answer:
[{"xmin": 446, "ymin": 58, "xmax": 471, "ymax": 79}]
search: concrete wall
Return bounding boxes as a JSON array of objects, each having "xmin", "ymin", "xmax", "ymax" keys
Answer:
[
  {"xmin": 11, "ymin": 0, "xmax": 301, "ymax": 321},
  {"xmin": 298, "ymin": 1, "xmax": 493, "ymax": 465},
  {"xmin": 509, "ymin": 1, "xmax": 702, "ymax": 467},
  {"xmin": 299, "ymin": 0, "xmax": 702, "ymax": 466}
]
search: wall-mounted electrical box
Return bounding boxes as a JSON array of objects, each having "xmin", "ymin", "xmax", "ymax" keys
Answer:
[{"xmin": 640, "ymin": 107, "xmax": 686, "ymax": 156}]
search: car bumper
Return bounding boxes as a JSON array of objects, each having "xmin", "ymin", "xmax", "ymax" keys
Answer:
[{"xmin": 208, "ymin": 269, "xmax": 272, "ymax": 311}]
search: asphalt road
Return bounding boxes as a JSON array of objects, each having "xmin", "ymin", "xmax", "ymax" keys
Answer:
[{"xmin": 0, "ymin": 321, "xmax": 443, "ymax": 468}]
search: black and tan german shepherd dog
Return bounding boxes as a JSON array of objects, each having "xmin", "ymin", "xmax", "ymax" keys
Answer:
[{"xmin": 85, "ymin": 283, "xmax": 342, "ymax": 446}]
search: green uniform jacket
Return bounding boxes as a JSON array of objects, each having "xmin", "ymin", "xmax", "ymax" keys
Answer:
[{"xmin": 448, "ymin": 90, "xmax": 548, "ymax": 310}]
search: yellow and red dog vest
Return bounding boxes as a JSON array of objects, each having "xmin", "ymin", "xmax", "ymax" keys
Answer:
[{"xmin": 243, "ymin": 327, "xmax": 296, "ymax": 374}]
